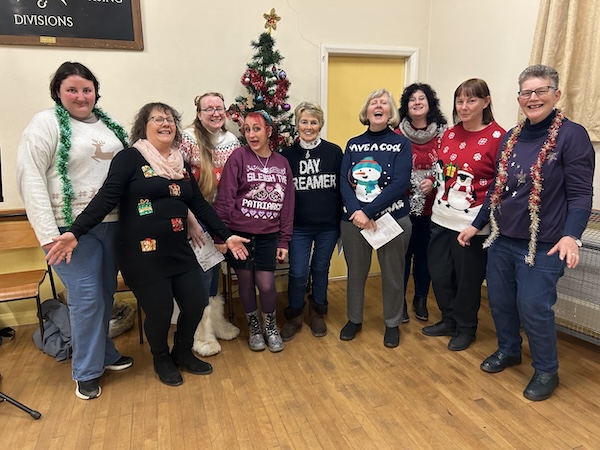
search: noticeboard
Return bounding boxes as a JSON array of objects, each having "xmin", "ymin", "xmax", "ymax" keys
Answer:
[{"xmin": 0, "ymin": 0, "xmax": 143, "ymax": 50}]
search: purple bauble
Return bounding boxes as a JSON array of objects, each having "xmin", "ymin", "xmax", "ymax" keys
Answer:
[{"xmin": 283, "ymin": 103, "xmax": 291, "ymax": 111}]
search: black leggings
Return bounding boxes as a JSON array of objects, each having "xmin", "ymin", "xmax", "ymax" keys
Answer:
[{"xmin": 131, "ymin": 267, "xmax": 211, "ymax": 355}]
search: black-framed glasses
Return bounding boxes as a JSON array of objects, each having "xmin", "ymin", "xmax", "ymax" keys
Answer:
[
  {"xmin": 518, "ymin": 86, "xmax": 557, "ymax": 99},
  {"xmin": 200, "ymin": 107, "xmax": 225, "ymax": 115},
  {"xmin": 148, "ymin": 116, "xmax": 175, "ymax": 125}
]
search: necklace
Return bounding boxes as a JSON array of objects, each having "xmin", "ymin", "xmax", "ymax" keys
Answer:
[
  {"xmin": 483, "ymin": 109, "xmax": 564, "ymax": 266},
  {"xmin": 255, "ymin": 151, "xmax": 271, "ymax": 173},
  {"xmin": 55, "ymin": 103, "xmax": 129, "ymax": 227}
]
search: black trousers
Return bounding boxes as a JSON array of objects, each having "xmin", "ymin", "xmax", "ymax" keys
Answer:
[
  {"xmin": 427, "ymin": 223, "xmax": 487, "ymax": 335},
  {"xmin": 131, "ymin": 267, "xmax": 211, "ymax": 355}
]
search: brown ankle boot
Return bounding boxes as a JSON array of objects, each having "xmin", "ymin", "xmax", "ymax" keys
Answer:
[
  {"xmin": 309, "ymin": 301, "xmax": 327, "ymax": 337},
  {"xmin": 280, "ymin": 315, "xmax": 303, "ymax": 341}
]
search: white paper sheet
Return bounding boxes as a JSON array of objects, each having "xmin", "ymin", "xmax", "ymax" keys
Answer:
[
  {"xmin": 360, "ymin": 212, "xmax": 404, "ymax": 250},
  {"xmin": 189, "ymin": 231, "xmax": 224, "ymax": 272}
]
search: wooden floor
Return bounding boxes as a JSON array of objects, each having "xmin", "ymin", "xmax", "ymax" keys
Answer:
[{"xmin": 1, "ymin": 276, "xmax": 600, "ymax": 449}]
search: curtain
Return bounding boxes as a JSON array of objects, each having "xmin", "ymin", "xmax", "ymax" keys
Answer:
[{"xmin": 530, "ymin": 0, "xmax": 600, "ymax": 141}]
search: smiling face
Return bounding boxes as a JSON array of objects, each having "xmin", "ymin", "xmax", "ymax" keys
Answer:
[
  {"xmin": 518, "ymin": 76, "xmax": 561, "ymax": 125},
  {"xmin": 367, "ymin": 94, "xmax": 391, "ymax": 132},
  {"xmin": 145, "ymin": 107, "xmax": 176, "ymax": 151},
  {"xmin": 455, "ymin": 94, "xmax": 490, "ymax": 129},
  {"xmin": 58, "ymin": 75, "xmax": 96, "ymax": 120},
  {"xmin": 407, "ymin": 89, "xmax": 430, "ymax": 123},
  {"xmin": 297, "ymin": 112, "xmax": 321, "ymax": 143},
  {"xmin": 243, "ymin": 115, "xmax": 271, "ymax": 154},
  {"xmin": 198, "ymin": 95, "xmax": 226, "ymax": 133}
]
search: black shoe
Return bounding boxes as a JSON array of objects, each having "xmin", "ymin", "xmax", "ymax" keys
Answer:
[
  {"xmin": 448, "ymin": 333, "xmax": 476, "ymax": 351},
  {"xmin": 422, "ymin": 321, "xmax": 455, "ymax": 337},
  {"xmin": 402, "ymin": 302, "xmax": 409, "ymax": 323},
  {"xmin": 105, "ymin": 355, "xmax": 134, "ymax": 371},
  {"xmin": 153, "ymin": 353, "xmax": 183, "ymax": 386},
  {"xmin": 480, "ymin": 350, "xmax": 522, "ymax": 373},
  {"xmin": 412, "ymin": 296, "xmax": 429, "ymax": 321},
  {"xmin": 523, "ymin": 371, "xmax": 559, "ymax": 401},
  {"xmin": 384, "ymin": 326, "xmax": 400, "ymax": 348},
  {"xmin": 172, "ymin": 349, "xmax": 213, "ymax": 375},
  {"xmin": 340, "ymin": 321, "xmax": 362, "ymax": 341},
  {"xmin": 75, "ymin": 378, "xmax": 101, "ymax": 400}
]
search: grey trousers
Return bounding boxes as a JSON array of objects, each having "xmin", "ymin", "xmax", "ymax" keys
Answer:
[{"xmin": 341, "ymin": 215, "xmax": 412, "ymax": 327}]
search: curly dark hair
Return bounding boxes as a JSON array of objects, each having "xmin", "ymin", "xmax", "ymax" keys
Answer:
[
  {"xmin": 130, "ymin": 102, "xmax": 182, "ymax": 147},
  {"xmin": 49, "ymin": 61, "xmax": 100, "ymax": 105},
  {"xmin": 398, "ymin": 83, "xmax": 447, "ymax": 126}
]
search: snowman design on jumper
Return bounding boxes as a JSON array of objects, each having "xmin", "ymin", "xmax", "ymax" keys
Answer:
[
  {"xmin": 351, "ymin": 157, "xmax": 382, "ymax": 203},
  {"xmin": 442, "ymin": 162, "xmax": 476, "ymax": 213}
]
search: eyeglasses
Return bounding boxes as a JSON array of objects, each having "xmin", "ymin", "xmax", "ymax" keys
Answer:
[
  {"xmin": 518, "ymin": 86, "xmax": 557, "ymax": 99},
  {"xmin": 200, "ymin": 107, "xmax": 225, "ymax": 115},
  {"xmin": 148, "ymin": 116, "xmax": 175, "ymax": 125}
]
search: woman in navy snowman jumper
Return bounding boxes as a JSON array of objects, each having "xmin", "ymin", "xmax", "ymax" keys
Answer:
[{"xmin": 339, "ymin": 88, "xmax": 412, "ymax": 348}]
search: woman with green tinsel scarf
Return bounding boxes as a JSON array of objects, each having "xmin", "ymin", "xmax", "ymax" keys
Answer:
[{"xmin": 16, "ymin": 61, "xmax": 133, "ymax": 401}]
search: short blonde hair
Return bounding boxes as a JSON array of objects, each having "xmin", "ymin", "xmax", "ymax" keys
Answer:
[
  {"xmin": 294, "ymin": 102, "xmax": 324, "ymax": 129},
  {"xmin": 358, "ymin": 89, "xmax": 399, "ymax": 128}
]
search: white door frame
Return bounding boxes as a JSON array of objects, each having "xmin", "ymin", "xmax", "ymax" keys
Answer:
[{"xmin": 319, "ymin": 44, "xmax": 419, "ymax": 138}]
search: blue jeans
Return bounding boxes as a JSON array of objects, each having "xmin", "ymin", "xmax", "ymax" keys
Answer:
[
  {"xmin": 287, "ymin": 226, "xmax": 340, "ymax": 314},
  {"xmin": 486, "ymin": 236, "xmax": 565, "ymax": 373},
  {"xmin": 404, "ymin": 215, "xmax": 431, "ymax": 298},
  {"xmin": 52, "ymin": 222, "xmax": 121, "ymax": 382}
]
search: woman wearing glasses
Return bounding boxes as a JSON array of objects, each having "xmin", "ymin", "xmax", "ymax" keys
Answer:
[
  {"xmin": 459, "ymin": 65, "xmax": 594, "ymax": 401},
  {"xmin": 46, "ymin": 102, "xmax": 249, "ymax": 387},
  {"xmin": 422, "ymin": 79, "xmax": 505, "ymax": 352},
  {"xmin": 179, "ymin": 93, "xmax": 241, "ymax": 307}
]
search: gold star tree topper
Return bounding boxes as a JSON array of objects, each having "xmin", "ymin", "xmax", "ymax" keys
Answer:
[{"xmin": 263, "ymin": 8, "xmax": 281, "ymax": 34}]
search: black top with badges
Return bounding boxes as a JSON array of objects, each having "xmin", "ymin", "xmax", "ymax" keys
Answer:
[{"xmin": 70, "ymin": 148, "xmax": 232, "ymax": 288}]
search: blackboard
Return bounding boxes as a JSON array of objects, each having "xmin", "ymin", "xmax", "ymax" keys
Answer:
[{"xmin": 0, "ymin": 0, "xmax": 143, "ymax": 50}]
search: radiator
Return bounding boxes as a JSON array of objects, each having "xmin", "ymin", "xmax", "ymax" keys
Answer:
[{"xmin": 555, "ymin": 212, "xmax": 600, "ymax": 345}]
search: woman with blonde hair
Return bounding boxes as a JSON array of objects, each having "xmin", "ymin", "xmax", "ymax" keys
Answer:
[
  {"xmin": 280, "ymin": 102, "xmax": 343, "ymax": 340},
  {"xmin": 339, "ymin": 88, "xmax": 413, "ymax": 348},
  {"xmin": 179, "ymin": 92, "xmax": 241, "ymax": 297}
]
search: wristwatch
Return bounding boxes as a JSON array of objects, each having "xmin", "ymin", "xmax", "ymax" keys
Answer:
[{"xmin": 567, "ymin": 235, "xmax": 583, "ymax": 247}]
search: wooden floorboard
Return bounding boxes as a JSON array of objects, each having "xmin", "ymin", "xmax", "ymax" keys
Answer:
[{"xmin": 1, "ymin": 276, "xmax": 600, "ymax": 449}]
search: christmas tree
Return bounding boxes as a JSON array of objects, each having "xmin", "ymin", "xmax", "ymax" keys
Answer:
[{"xmin": 228, "ymin": 14, "xmax": 295, "ymax": 152}]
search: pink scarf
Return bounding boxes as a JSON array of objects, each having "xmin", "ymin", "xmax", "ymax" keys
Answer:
[{"xmin": 133, "ymin": 139, "xmax": 184, "ymax": 180}]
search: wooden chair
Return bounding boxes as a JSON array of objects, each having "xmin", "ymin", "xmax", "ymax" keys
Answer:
[{"xmin": 0, "ymin": 217, "xmax": 57, "ymax": 338}]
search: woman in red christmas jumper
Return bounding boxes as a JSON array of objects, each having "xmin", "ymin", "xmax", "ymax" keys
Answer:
[
  {"xmin": 395, "ymin": 83, "xmax": 447, "ymax": 323},
  {"xmin": 179, "ymin": 92, "xmax": 241, "ymax": 299},
  {"xmin": 422, "ymin": 79, "xmax": 505, "ymax": 351},
  {"xmin": 213, "ymin": 111, "xmax": 295, "ymax": 353}
]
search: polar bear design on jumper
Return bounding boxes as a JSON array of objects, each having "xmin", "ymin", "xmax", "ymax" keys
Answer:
[
  {"xmin": 351, "ymin": 157, "xmax": 382, "ymax": 203},
  {"xmin": 442, "ymin": 162, "xmax": 476, "ymax": 213}
]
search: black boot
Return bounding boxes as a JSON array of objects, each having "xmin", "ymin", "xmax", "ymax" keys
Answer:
[
  {"xmin": 413, "ymin": 295, "xmax": 429, "ymax": 321},
  {"xmin": 172, "ymin": 334, "xmax": 213, "ymax": 375},
  {"xmin": 153, "ymin": 352, "xmax": 183, "ymax": 386}
]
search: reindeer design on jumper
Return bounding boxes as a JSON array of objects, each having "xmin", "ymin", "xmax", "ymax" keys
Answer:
[{"xmin": 91, "ymin": 139, "xmax": 114, "ymax": 162}]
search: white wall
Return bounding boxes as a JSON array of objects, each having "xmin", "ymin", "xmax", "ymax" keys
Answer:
[{"xmin": 1, "ymin": 0, "xmax": 597, "ymax": 210}]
